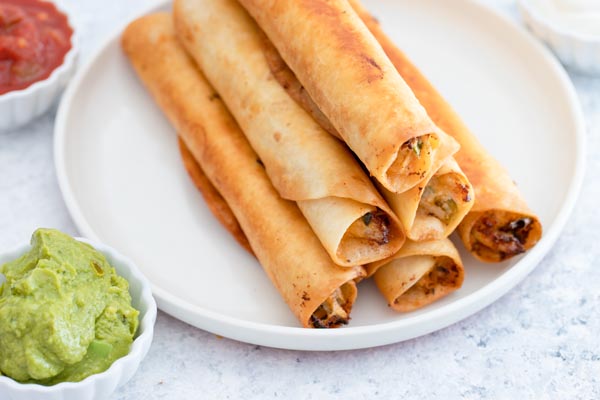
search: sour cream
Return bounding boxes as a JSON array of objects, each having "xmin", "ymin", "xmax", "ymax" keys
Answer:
[{"xmin": 528, "ymin": 0, "xmax": 600, "ymax": 37}]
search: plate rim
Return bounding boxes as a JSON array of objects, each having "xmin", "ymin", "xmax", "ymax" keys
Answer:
[{"xmin": 53, "ymin": 0, "xmax": 586, "ymax": 350}]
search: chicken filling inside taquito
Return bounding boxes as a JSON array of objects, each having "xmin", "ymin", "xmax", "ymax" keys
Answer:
[
  {"xmin": 296, "ymin": 196, "xmax": 399, "ymax": 265},
  {"xmin": 388, "ymin": 134, "xmax": 439, "ymax": 185},
  {"xmin": 409, "ymin": 160, "xmax": 474, "ymax": 240},
  {"xmin": 368, "ymin": 239, "xmax": 465, "ymax": 312},
  {"xmin": 179, "ymin": 140, "xmax": 358, "ymax": 328},
  {"xmin": 468, "ymin": 211, "xmax": 539, "ymax": 262},
  {"xmin": 345, "ymin": 208, "xmax": 391, "ymax": 247},
  {"xmin": 310, "ymin": 285, "xmax": 356, "ymax": 328},
  {"xmin": 419, "ymin": 176, "xmax": 467, "ymax": 226}
]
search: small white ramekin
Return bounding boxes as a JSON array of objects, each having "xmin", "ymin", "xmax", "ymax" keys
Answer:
[
  {"xmin": 0, "ymin": 0, "xmax": 79, "ymax": 131},
  {"xmin": 0, "ymin": 237, "xmax": 157, "ymax": 400},
  {"xmin": 518, "ymin": 0, "xmax": 600, "ymax": 75}
]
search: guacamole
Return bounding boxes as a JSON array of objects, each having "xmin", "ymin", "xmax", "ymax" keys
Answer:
[{"xmin": 0, "ymin": 229, "xmax": 139, "ymax": 385}]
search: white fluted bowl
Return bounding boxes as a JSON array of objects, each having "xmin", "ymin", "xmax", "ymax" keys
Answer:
[
  {"xmin": 0, "ymin": 0, "xmax": 79, "ymax": 131},
  {"xmin": 519, "ymin": 0, "xmax": 600, "ymax": 75},
  {"xmin": 0, "ymin": 237, "xmax": 157, "ymax": 400}
]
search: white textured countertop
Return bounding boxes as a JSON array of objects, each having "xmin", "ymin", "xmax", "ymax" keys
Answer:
[{"xmin": 1, "ymin": 0, "xmax": 599, "ymax": 398}]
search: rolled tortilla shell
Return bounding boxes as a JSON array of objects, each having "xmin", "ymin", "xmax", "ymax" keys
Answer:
[
  {"xmin": 349, "ymin": 0, "xmax": 542, "ymax": 261},
  {"xmin": 122, "ymin": 13, "xmax": 365, "ymax": 328},
  {"xmin": 237, "ymin": 0, "xmax": 454, "ymax": 194},
  {"xmin": 174, "ymin": 0, "xmax": 404, "ymax": 266},
  {"xmin": 367, "ymin": 239, "xmax": 464, "ymax": 312},
  {"xmin": 382, "ymin": 157, "xmax": 474, "ymax": 241}
]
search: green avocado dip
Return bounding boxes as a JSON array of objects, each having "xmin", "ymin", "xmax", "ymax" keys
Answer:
[{"xmin": 0, "ymin": 229, "xmax": 139, "ymax": 385}]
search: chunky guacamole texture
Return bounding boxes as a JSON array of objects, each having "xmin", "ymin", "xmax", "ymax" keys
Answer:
[{"xmin": 0, "ymin": 229, "xmax": 139, "ymax": 385}]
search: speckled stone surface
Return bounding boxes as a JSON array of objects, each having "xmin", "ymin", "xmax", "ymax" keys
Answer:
[{"xmin": 1, "ymin": 0, "xmax": 599, "ymax": 398}]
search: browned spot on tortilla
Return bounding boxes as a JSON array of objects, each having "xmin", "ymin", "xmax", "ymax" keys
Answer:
[
  {"xmin": 360, "ymin": 54, "xmax": 383, "ymax": 83},
  {"xmin": 273, "ymin": 132, "xmax": 282, "ymax": 142},
  {"xmin": 457, "ymin": 182, "xmax": 472, "ymax": 202}
]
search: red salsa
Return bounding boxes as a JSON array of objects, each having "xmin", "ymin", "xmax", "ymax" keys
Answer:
[{"xmin": 0, "ymin": 0, "xmax": 73, "ymax": 95}]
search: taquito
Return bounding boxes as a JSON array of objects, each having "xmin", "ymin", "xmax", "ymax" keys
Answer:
[
  {"xmin": 367, "ymin": 239, "xmax": 464, "ymax": 312},
  {"xmin": 174, "ymin": 0, "xmax": 404, "ymax": 267},
  {"xmin": 383, "ymin": 158, "xmax": 474, "ymax": 241},
  {"xmin": 122, "ymin": 13, "xmax": 365, "ymax": 328},
  {"xmin": 178, "ymin": 138, "xmax": 253, "ymax": 255},
  {"xmin": 348, "ymin": 0, "xmax": 542, "ymax": 261},
  {"xmin": 237, "ymin": 0, "xmax": 448, "ymax": 193}
]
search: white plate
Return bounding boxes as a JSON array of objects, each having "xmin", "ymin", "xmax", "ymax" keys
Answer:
[{"xmin": 54, "ymin": 0, "xmax": 585, "ymax": 350}]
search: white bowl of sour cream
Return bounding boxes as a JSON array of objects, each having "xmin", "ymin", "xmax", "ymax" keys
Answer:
[{"xmin": 519, "ymin": 0, "xmax": 600, "ymax": 74}]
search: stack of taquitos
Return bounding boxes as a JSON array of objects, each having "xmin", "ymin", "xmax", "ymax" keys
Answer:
[
  {"xmin": 234, "ymin": 0, "xmax": 540, "ymax": 308},
  {"xmin": 236, "ymin": 0, "xmax": 471, "ymax": 311},
  {"xmin": 347, "ymin": 0, "xmax": 542, "ymax": 262},
  {"xmin": 121, "ymin": 0, "xmax": 543, "ymax": 327},
  {"xmin": 122, "ymin": 14, "xmax": 365, "ymax": 328}
]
